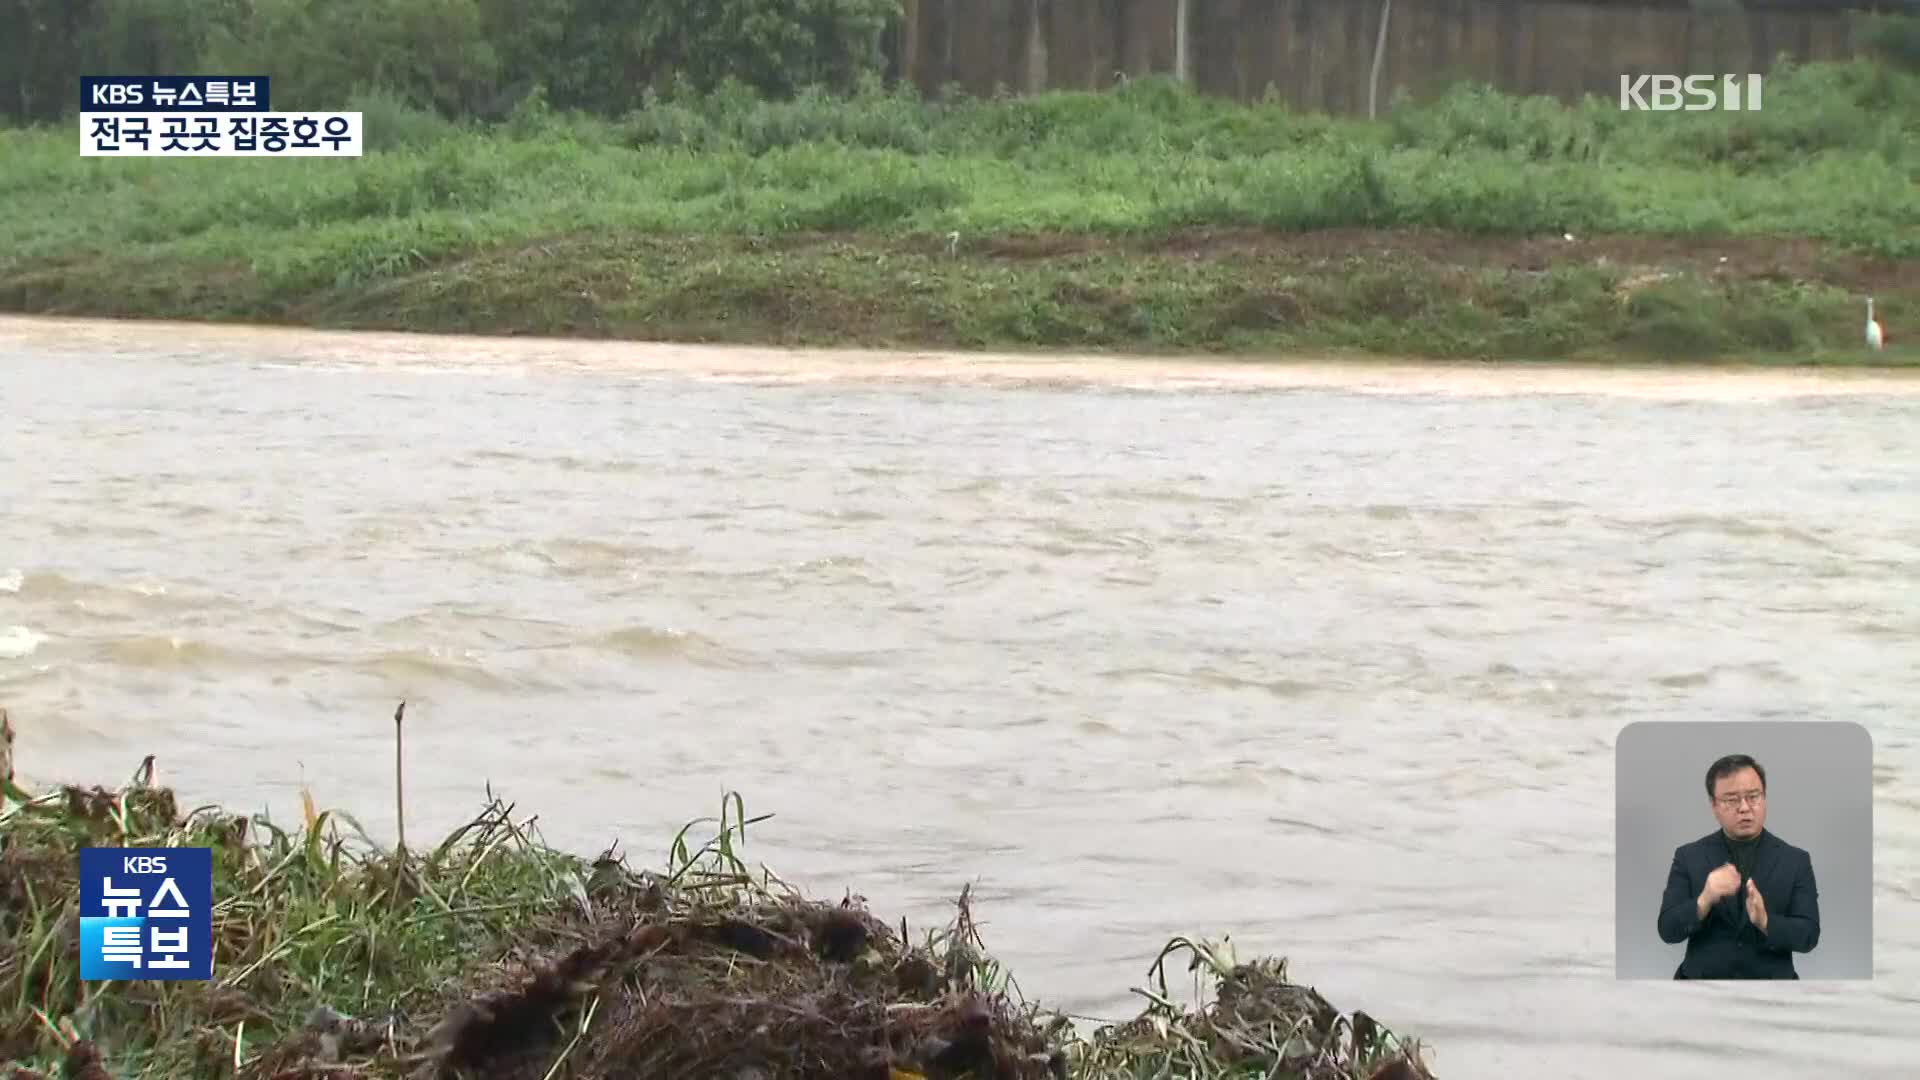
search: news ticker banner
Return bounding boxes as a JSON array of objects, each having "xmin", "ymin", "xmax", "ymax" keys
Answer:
[
  {"xmin": 79, "ymin": 75, "xmax": 363, "ymax": 157},
  {"xmin": 78, "ymin": 846, "xmax": 214, "ymax": 980}
]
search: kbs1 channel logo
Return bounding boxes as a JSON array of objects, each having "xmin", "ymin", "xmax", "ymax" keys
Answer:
[
  {"xmin": 79, "ymin": 75, "xmax": 363, "ymax": 157},
  {"xmin": 1618, "ymin": 73, "xmax": 1764, "ymax": 112},
  {"xmin": 78, "ymin": 847, "xmax": 214, "ymax": 981}
]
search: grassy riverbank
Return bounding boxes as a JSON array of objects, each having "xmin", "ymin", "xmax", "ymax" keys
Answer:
[
  {"xmin": 2, "ymin": 61, "xmax": 1917, "ymax": 363},
  {"xmin": 0, "ymin": 712, "xmax": 1434, "ymax": 1079}
]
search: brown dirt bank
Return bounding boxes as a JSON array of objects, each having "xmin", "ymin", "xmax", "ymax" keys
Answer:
[
  {"xmin": 836, "ymin": 227, "xmax": 1914, "ymax": 293},
  {"xmin": 2, "ymin": 227, "xmax": 1913, "ymax": 364}
]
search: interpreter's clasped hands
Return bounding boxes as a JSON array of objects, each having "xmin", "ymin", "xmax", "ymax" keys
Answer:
[{"xmin": 1745, "ymin": 878, "xmax": 1768, "ymax": 934}]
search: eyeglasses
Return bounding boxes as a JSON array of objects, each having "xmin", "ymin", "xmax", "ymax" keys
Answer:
[{"xmin": 1714, "ymin": 791, "xmax": 1765, "ymax": 809}]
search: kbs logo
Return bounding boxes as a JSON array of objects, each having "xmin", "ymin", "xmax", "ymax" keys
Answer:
[
  {"xmin": 88, "ymin": 83, "xmax": 145, "ymax": 107},
  {"xmin": 80, "ymin": 76, "xmax": 269, "ymax": 112},
  {"xmin": 78, "ymin": 846, "xmax": 214, "ymax": 980},
  {"xmin": 1619, "ymin": 74, "xmax": 1763, "ymax": 112}
]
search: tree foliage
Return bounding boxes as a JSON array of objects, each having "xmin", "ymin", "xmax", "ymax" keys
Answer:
[{"xmin": 0, "ymin": 0, "xmax": 902, "ymax": 125}]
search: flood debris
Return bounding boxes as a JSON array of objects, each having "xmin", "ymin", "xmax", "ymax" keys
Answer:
[
  {"xmin": 6, "ymin": 1040, "xmax": 116, "ymax": 1080},
  {"xmin": 241, "ymin": 882, "xmax": 1072, "ymax": 1080},
  {"xmin": 1, "ymin": 718, "xmax": 1437, "ymax": 1079},
  {"xmin": 1070, "ymin": 937, "xmax": 1436, "ymax": 1080}
]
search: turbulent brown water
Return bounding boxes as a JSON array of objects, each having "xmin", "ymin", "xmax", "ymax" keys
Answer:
[{"xmin": 3, "ymin": 315, "xmax": 1917, "ymax": 1078}]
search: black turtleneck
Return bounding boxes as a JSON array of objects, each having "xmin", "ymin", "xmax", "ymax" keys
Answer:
[{"xmin": 1724, "ymin": 830, "xmax": 1761, "ymax": 883}]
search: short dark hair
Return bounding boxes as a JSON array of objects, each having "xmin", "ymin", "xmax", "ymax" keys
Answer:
[{"xmin": 1705, "ymin": 754, "xmax": 1766, "ymax": 798}]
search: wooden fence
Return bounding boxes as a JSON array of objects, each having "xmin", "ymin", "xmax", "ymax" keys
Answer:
[{"xmin": 887, "ymin": 0, "xmax": 1887, "ymax": 113}]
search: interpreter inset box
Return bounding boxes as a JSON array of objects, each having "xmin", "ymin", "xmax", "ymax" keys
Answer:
[{"xmin": 1614, "ymin": 721, "xmax": 1872, "ymax": 980}]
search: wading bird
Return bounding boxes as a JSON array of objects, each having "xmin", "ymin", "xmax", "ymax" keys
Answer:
[{"xmin": 1866, "ymin": 297, "xmax": 1884, "ymax": 350}]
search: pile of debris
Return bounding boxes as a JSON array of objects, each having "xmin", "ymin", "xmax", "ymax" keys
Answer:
[
  {"xmin": 247, "ymin": 879, "xmax": 1070, "ymax": 1080},
  {"xmin": 2, "ymin": 711, "xmax": 1435, "ymax": 1079},
  {"xmin": 241, "ymin": 891, "xmax": 1433, "ymax": 1080}
]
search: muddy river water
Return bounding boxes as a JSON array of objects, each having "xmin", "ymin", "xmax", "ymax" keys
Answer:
[{"xmin": 2, "ymin": 315, "xmax": 1917, "ymax": 1078}]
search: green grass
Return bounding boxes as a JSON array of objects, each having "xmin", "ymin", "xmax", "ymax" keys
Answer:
[
  {"xmin": 0, "ymin": 714, "xmax": 1435, "ymax": 1079},
  {"xmin": 1, "ymin": 62, "xmax": 1917, "ymax": 363},
  {"xmin": 1, "ymin": 774, "xmax": 597, "ymax": 1075}
]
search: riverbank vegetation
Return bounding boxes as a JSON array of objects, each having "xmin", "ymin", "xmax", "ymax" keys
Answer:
[
  {"xmin": 0, "ymin": 710, "xmax": 1436, "ymax": 1079},
  {"xmin": 2, "ymin": 0, "xmax": 1917, "ymax": 361}
]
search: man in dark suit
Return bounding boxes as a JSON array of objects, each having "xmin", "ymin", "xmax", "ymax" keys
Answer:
[{"xmin": 1657, "ymin": 753, "xmax": 1821, "ymax": 978}]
